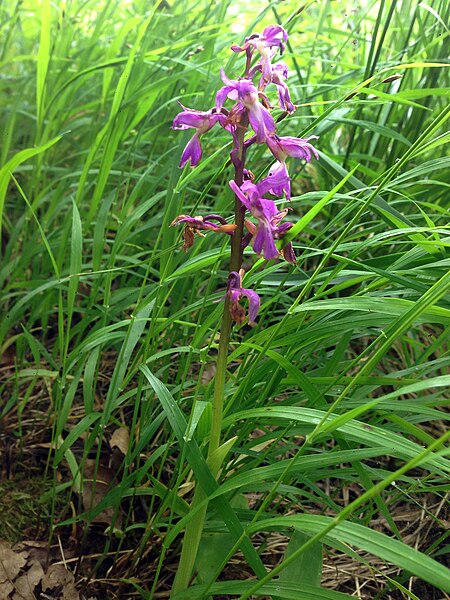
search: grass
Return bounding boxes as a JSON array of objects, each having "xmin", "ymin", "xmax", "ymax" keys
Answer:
[{"xmin": 0, "ymin": 0, "xmax": 449, "ymax": 598}]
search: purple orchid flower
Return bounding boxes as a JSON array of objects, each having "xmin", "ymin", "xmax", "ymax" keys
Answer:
[
  {"xmin": 230, "ymin": 178, "xmax": 293, "ymax": 260},
  {"xmin": 271, "ymin": 63, "xmax": 295, "ymax": 113},
  {"xmin": 241, "ymin": 210, "xmax": 296, "ymax": 264},
  {"xmin": 249, "ymin": 61, "xmax": 295, "ymax": 113},
  {"xmin": 172, "ymin": 103, "xmax": 224, "ymax": 168},
  {"xmin": 171, "ymin": 214, "xmax": 236, "ymax": 251},
  {"xmin": 216, "ymin": 70, "xmax": 275, "ymax": 143},
  {"xmin": 229, "ymin": 179, "xmax": 278, "ymax": 259},
  {"xmin": 231, "ymin": 25, "xmax": 288, "ymax": 84},
  {"xmin": 260, "ymin": 136, "xmax": 318, "ymax": 203},
  {"xmin": 222, "ymin": 269, "xmax": 260, "ymax": 325},
  {"xmin": 258, "ymin": 160, "xmax": 291, "ymax": 201},
  {"xmin": 268, "ymin": 208, "xmax": 296, "ymax": 264},
  {"xmin": 267, "ymin": 134, "xmax": 319, "ymax": 163},
  {"xmin": 241, "ymin": 203, "xmax": 297, "ymax": 265}
]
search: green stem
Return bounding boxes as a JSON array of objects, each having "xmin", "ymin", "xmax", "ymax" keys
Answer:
[
  {"xmin": 207, "ymin": 308, "xmax": 233, "ymax": 455},
  {"xmin": 171, "ymin": 118, "xmax": 248, "ymax": 596},
  {"xmin": 170, "ymin": 484, "xmax": 207, "ymax": 595},
  {"xmin": 208, "ymin": 120, "xmax": 248, "ymax": 455}
]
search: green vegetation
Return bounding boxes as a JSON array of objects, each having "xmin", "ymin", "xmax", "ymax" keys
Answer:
[{"xmin": 0, "ymin": 0, "xmax": 449, "ymax": 598}]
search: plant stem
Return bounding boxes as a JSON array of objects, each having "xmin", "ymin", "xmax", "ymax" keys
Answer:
[
  {"xmin": 171, "ymin": 117, "xmax": 248, "ymax": 596},
  {"xmin": 171, "ymin": 485, "xmax": 207, "ymax": 595},
  {"xmin": 208, "ymin": 119, "xmax": 248, "ymax": 455}
]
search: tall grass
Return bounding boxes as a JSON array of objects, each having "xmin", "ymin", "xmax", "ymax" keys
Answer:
[{"xmin": 0, "ymin": 0, "xmax": 449, "ymax": 598}]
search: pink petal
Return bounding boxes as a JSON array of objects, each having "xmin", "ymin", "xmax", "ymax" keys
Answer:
[{"xmin": 179, "ymin": 134, "xmax": 202, "ymax": 168}]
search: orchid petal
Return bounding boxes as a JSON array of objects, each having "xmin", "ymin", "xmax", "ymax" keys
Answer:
[
  {"xmin": 261, "ymin": 24, "xmax": 288, "ymax": 44},
  {"xmin": 282, "ymin": 242, "xmax": 297, "ymax": 264},
  {"xmin": 229, "ymin": 180, "xmax": 252, "ymax": 211},
  {"xmin": 253, "ymin": 222, "xmax": 279, "ymax": 259},
  {"xmin": 241, "ymin": 288, "xmax": 261, "ymax": 324},
  {"xmin": 247, "ymin": 103, "xmax": 275, "ymax": 143},
  {"xmin": 257, "ymin": 161, "xmax": 291, "ymax": 200},
  {"xmin": 216, "ymin": 85, "xmax": 237, "ymax": 109},
  {"xmin": 179, "ymin": 134, "xmax": 202, "ymax": 168}
]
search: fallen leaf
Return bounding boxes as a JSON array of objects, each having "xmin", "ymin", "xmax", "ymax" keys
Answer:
[
  {"xmin": 0, "ymin": 540, "xmax": 80, "ymax": 600},
  {"xmin": 0, "ymin": 540, "xmax": 27, "ymax": 582},
  {"xmin": 82, "ymin": 459, "xmax": 122, "ymax": 528},
  {"xmin": 13, "ymin": 540, "xmax": 48, "ymax": 565},
  {"xmin": 41, "ymin": 563, "xmax": 79, "ymax": 599},
  {"xmin": 0, "ymin": 341, "xmax": 16, "ymax": 367},
  {"xmin": 110, "ymin": 427, "xmax": 129, "ymax": 455},
  {"xmin": 0, "ymin": 580, "xmax": 14, "ymax": 597},
  {"xmin": 12, "ymin": 560, "xmax": 44, "ymax": 599}
]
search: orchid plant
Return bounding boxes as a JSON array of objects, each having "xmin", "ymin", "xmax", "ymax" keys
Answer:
[{"xmin": 170, "ymin": 24, "xmax": 319, "ymax": 593}]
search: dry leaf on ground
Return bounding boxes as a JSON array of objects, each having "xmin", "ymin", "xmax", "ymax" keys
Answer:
[
  {"xmin": 41, "ymin": 563, "xmax": 79, "ymax": 599},
  {"xmin": 110, "ymin": 427, "xmax": 129, "ymax": 455},
  {"xmin": 0, "ymin": 541, "xmax": 27, "ymax": 581},
  {"xmin": 0, "ymin": 540, "xmax": 80, "ymax": 600},
  {"xmin": 82, "ymin": 459, "xmax": 122, "ymax": 528},
  {"xmin": 0, "ymin": 541, "xmax": 26, "ymax": 597}
]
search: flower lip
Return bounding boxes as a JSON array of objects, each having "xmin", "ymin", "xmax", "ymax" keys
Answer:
[
  {"xmin": 271, "ymin": 63, "xmax": 295, "ymax": 113},
  {"xmin": 222, "ymin": 269, "xmax": 261, "ymax": 326}
]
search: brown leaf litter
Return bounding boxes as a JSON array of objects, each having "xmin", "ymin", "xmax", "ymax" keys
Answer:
[{"xmin": 0, "ymin": 540, "xmax": 81, "ymax": 600}]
